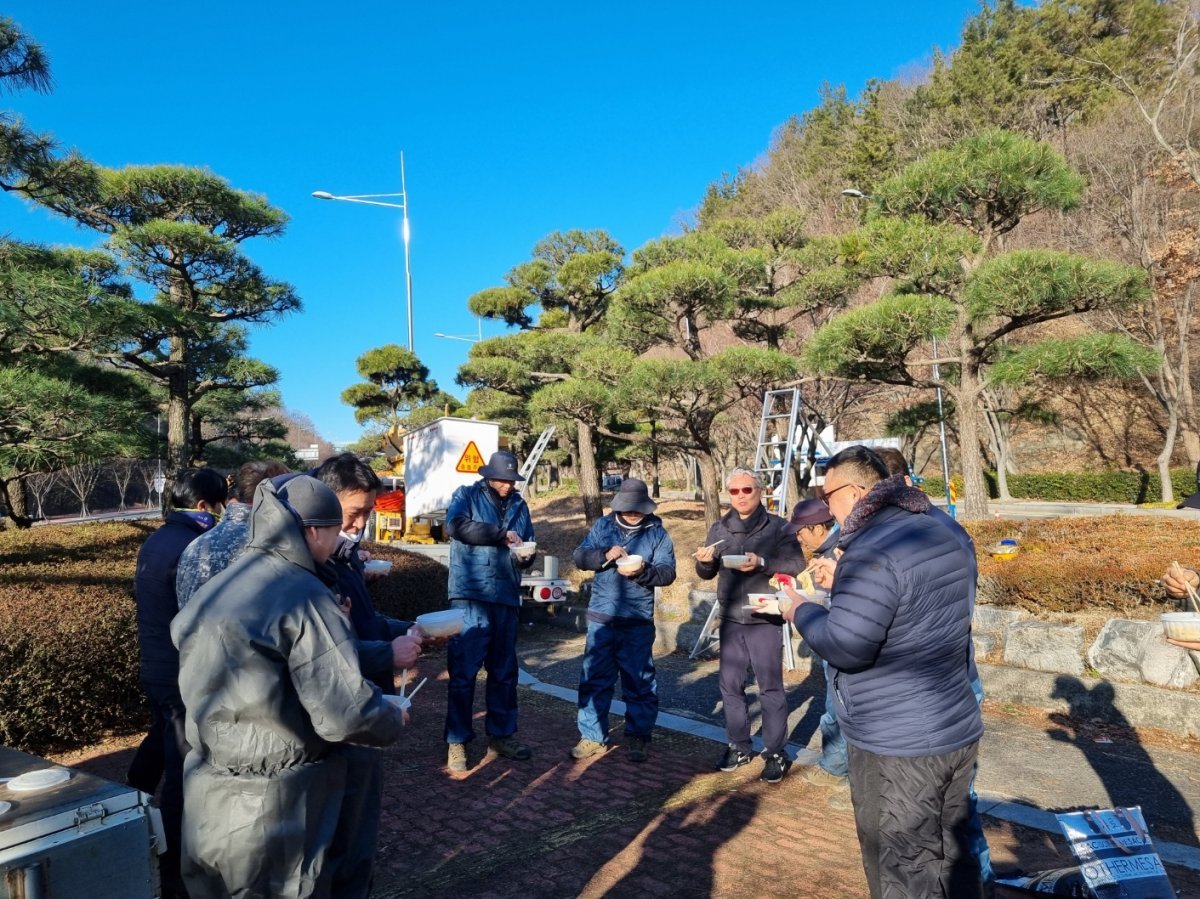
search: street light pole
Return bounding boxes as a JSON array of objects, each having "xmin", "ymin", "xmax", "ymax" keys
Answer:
[{"xmin": 313, "ymin": 151, "xmax": 414, "ymax": 351}]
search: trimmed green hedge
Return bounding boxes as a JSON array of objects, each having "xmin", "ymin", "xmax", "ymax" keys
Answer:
[{"xmin": 923, "ymin": 467, "xmax": 1197, "ymax": 504}]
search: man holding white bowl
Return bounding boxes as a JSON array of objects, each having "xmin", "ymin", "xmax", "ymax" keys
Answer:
[
  {"xmin": 444, "ymin": 450, "xmax": 537, "ymax": 772},
  {"xmin": 694, "ymin": 468, "xmax": 804, "ymax": 783},
  {"xmin": 571, "ymin": 478, "xmax": 677, "ymax": 763}
]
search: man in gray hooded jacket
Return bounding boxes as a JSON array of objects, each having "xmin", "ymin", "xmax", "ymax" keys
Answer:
[{"xmin": 171, "ymin": 475, "xmax": 405, "ymax": 899}]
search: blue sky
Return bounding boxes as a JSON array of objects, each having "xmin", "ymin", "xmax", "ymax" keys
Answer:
[{"xmin": 1, "ymin": 2, "xmax": 980, "ymax": 443}]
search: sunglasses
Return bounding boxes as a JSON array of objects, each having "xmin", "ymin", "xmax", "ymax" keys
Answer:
[
  {"xmin": 823, "ymin": 482, "xmax": 862, "ymax": 501},
  {"xmin": 728, "ymin": 486, "xmax": 759, "ymax": 496}
]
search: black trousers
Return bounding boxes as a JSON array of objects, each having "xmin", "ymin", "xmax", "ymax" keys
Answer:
[
  {"xmin": 717, "ymin": 619, "xmax": 787, "ymax": 754},
  {"xmin": 127, "ymin": 685, "xmax": 189, "ymax": 896},
  {"xmin": 847, "ymin": 741, "xmax": 983, "ymax": 899}
]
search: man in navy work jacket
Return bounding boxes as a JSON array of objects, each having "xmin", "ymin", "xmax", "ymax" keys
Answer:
[
  {"xmin": 444, "ymin": 450, "xmax": 536, "ymax": 772},
  {"xmin": 571, "ymin": 478, "xmax": 676, "ymax": 763},
  {"xmin": 782, "ymin": 445, "xmax": 984, "ymax": 899}
]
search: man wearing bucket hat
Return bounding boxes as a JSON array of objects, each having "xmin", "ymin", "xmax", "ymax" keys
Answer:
[
  {"xmin": 570, "ymin": 479, "xmax": 676, "ymax": 763},
  {"xmin": 444, "ymin": 450, "xmax": 537, "ymax": 772}
]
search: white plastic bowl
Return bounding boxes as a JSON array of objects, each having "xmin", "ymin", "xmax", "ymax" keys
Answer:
[
  {"xmin": 384, "ymin": 694, "xmax": 411, "ymax": 711},
  {"xmin": 1161, "ymin": 612, "xmax": 1200, "ymax": 642},
  {"xmin": 616, "ymin": 554, "xmax": 644, "ymax": 571},
  {"xmin": 415, "ymin": 608, "xmax": 466, "ymax": 638},
  {"xmin": 363, "ymin": 559, "xmax": 393, "ymax": 574},
  {"xmin": 745, "ymin": 593, "xmax": 780, "ymax": 615},
  {"xmin": 511, "ymin": 541, "xmax": 537, "ymax": 560},
  {"xmin": 720, "ymin": 554, "xmax": 750, "ymax": 569}
]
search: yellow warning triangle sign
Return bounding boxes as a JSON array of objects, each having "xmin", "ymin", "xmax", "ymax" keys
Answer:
[{"xmin": 456, "ymin": 441, "xmax": 486, "ymax": 473}]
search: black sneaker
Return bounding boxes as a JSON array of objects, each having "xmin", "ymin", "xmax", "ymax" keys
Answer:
[
  {"xmin": 761, "ymin": 750, "xmax": 792, "ymax": 783},
  {"xmin": 716, "ymin": 744, "xmax": 753, "ymax": 772}
]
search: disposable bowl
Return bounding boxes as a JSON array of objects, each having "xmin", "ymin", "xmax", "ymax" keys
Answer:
[
  {"xmin": 415, "ymin": 608, "xmax": 466, "ymax": 638},
  {"xmin": 384, "ymin": 694, "xmax": 412, "ymax": 712},
  {"xmin": 616, "ymin": 554, "xmax": 644, "ymax": 572},
  {"xmin": 721, "ymin": 554, "xmax": 750, "ymax": 569},
  {"xmin": 511, "ymin": 541, "xmax": 538, "ymax": 560},
  {"xmin": 363, "ymin": 559, "xmax": 393, "ymax": 574},
  {"xmin": 1161, "ymin": 612, "xmax": 1200, "ymax": 642},
  {"xmin": 745, "ymin": 593, "xmax": 780, "ymax": 615}
]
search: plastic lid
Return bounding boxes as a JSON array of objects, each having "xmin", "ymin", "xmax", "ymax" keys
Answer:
[{"xmin": 7, "ymin": 767, "xmax": 71, "ymax": 792}]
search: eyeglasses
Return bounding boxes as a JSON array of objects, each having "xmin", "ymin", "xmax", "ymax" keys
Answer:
[
  {"xmin": 728, "ymin": 486, "xmax": 759, "ymax": 496},
  {"xmin": 823, "ymin": 482, "xmax": 862, "ymax": 501}
]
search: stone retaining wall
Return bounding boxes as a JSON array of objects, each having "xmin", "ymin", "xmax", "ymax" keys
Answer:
[{"xmin": 522, "ymin": 588, "xmax": 1200, "ymax": 737}]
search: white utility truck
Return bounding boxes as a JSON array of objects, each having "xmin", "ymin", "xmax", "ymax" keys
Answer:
[{"xmin": 383, "ymin": 417, "xmax": 568, "ymax": 604}]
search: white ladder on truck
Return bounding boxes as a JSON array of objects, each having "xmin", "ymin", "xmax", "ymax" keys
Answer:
[
  {"xmin": 517, "ymin": 426, "xmax": 556, "ymax": 490},
  {"xmin": 690, "ymin": 390, "xmax": 804, "ymax": 669}
]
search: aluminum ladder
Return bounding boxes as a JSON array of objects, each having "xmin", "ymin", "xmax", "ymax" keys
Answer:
[
  {"xmin": 752, "ymin": 388, "xmax": 803, "ymax": 516},
  {"xmin": 517, "ymin": 425, "xmax": 556, "ymax": 490}
]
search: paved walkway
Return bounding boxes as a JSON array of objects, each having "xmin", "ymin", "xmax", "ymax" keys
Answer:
[{"xmin": 368, "ymin": 636, "xmax": 1200, "ymax": 898}]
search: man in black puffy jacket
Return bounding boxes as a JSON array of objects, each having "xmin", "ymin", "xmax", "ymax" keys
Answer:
[
  {"xmin": 783, "ymin": 446, "xmax": 983, "ymax": 899},
  {"xmin": 695, "ymin": 468, "xmax": 803, "ymax": 783}
]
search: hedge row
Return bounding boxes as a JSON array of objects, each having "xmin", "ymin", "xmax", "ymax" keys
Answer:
[
  {"xmin": 0, "ymin": 521, "xmax": 449, "ymax": 755},
  {"xmin": 923, "ymin": 467, "xmax": 1198, "ymax": 504}
]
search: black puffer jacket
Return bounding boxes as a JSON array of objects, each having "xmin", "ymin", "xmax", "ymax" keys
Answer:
[{"xmin": 694, "ymin": 505, "xmax": 804, "ymax": 625}]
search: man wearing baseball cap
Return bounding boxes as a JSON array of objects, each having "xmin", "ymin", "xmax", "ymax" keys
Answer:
[{"xmin": 444, "ymin": 451, "xmax": 537, "ymax": 772}]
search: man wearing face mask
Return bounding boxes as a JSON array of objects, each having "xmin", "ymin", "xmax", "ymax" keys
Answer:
[
  {"xmin": 128, "ymin": 466, "xmax": 228, "ymax": 899},
  {"xmin": 313, "ymin": 453, "xmax": 422, "ymax": 899}
]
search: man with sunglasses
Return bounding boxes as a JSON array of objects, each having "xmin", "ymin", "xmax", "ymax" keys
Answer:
[
  {"xmin": 695, "ymin": 469, "xmax": 803, "ymax": 783},
  {"xmin": 780, "ymin": 445, "xmax": 983, "ymax": 899}
]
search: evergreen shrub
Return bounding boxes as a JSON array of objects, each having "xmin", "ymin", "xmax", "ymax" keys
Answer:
[{"xmin": 924, "ymin": 468, "xmax": 1196, "ymax": 504}]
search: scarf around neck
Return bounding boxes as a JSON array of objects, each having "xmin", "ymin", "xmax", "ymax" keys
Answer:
[{"xmin": 839, "ymin": 474, "xmax": 931, "ymax": 538}]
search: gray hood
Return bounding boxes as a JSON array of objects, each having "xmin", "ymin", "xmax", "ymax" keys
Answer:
[{"xmin": 246, "ymin": 477, "xmax": 318, "ymax": 575}]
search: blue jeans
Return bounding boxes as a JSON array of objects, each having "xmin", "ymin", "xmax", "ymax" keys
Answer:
[
  {"xmin": 577, "ymin": 619, "xmax": 658, "ymax": 743},
  {"xmin": 444, "ymin": 600, "xmax": 520, "ymax": 744},
  {"xmin": 967, "ymin": 676, "xmax": 994, "ymax": 890},
  {"xmin": 819, "ymin": 660, "xmax": 849, "ymax": 777}
]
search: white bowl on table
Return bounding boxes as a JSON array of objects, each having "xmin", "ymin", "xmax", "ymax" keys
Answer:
[
  {"xmin": 415, "ymin": 608, "xmax": 466, "ymax": 639},
  {"xmin": 720, "ymin": 554, "xmax": 750, "ymax": 569}
]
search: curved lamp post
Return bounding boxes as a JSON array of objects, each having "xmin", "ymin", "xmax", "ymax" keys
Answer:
[{"xmin": 313, "ymin": 153, "xmax": 414, "ymax": 351}]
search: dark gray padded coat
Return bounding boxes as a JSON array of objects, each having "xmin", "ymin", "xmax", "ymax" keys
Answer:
[{"xmin": 171, "ymin": 478, "xmax": 403, "ymax": 899}]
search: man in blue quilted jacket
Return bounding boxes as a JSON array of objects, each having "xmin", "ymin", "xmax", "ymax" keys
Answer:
[
  {"xmin": 444, "ymin": 451, "xmax": 536, "ymax": 772},
  {"xmin": 571, "ymin": 478, "xmax": 676, "ymax": 763},
  {"xmin": 783, "ymin": 445, "xmax": 984, "ymax": 899}
]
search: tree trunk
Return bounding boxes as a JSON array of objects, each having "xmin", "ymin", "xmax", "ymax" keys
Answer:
[
  {"xmin": 167, "ymin": 332, "xmax": 190, "ymax": 474},
  {"xmin": 955, "ymin": 351, "xmax": 990, "ymax": 521},
  {"xmin": 576, "ymin": 422, "xmax": 603, "ymax": 525},
  {"xmin": 983, "ymin": 404, "xmax": 1013, "ymax": 502},
  {"xmin": 1157, "ymin": 406, "xmax": 1179, "ymax": 504},
  {"xmin": 0, "ymin": 477, "xmax": 33, "ymax": 528},
  {"xmin": 697, "ymin": 450, "xmax": 722, "ymax": 524}
]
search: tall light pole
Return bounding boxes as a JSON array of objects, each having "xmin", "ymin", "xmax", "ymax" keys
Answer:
[
  {"xmin": 841, "ymin": 188, "xmax": 955, "ymax": 512},
  {"xmin": 313, "ymin": 152, "xmax": 414, "ymax": 351}
]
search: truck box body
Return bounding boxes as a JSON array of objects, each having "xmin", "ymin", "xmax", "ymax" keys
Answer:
[
  {"xmin": 0, "ymin": 746, "xmax": 160, "ymax": 898},
  {"xmin": 403, "ymin": 417, "xmax": 500, "ymax": 519}
]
